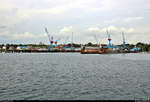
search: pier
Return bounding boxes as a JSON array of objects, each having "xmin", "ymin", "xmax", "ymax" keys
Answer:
[{"xmin": 2, "ymin": 49, "xmax": 81, "ymax": 53}]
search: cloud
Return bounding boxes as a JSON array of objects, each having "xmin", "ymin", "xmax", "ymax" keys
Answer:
[
  {"xmin": 0, "ymin": 26, "xmax": 7, "ymax": 29},
  {"xmin": 17, "ymin": 6, "xmax": 70, "ymax": 19},
  {"xmin": 0, "ymin": 0, "xmax": 13, "ymax": 10},
  {"xmin": 12, "ymin": 32, "xmax": 34, "ymax": 39},
  {"xmin": 4, "ymin": 0, "xmax": 103, "ymax": 20},
  {"xmin": 120, "ymin": 27, "xmax": 135, "ymax": 33},
  {"xmin": 59, "ymin": 26, "xmax": 73, "ymax": 34},
  {"xmin": 0, "ymin": 31, "xmax": 9, "ymax": 37},
  {"xmin": 88, "ymin": 27, "xmax": 100, "ymax": 32},
  {"xmin": 106, "ymin": 25, "xmax": 118, "ymax": 31},
  {"xmin": 104, "ymin": 16, "xmax": 144, "ymax": 25},
  {"xmin": 104, "ymin": 19, "xmax": 118, "ymax": 24},
  {"xmin": 123, "ymin": 16, "xmax": 144, "ymax": 22},
  {"xmin": 100, "ymin": 25, "xmax": 118, "ymax": 32},
  {"xmin": 87, "ymin": 26, "xmax": 119, "ymax": 33},
  {"xmin": 88, "ymin": 26, "xmax": 135, "ymax": 33},
  {"xmin": 0, "ymin": 0, "xmax": 150, "ymax": 44},
  {"xmin": 0, "ymin": 31, "xmax": 47, "ymax": 39}
]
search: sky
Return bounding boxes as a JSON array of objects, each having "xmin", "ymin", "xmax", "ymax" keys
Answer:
[{"xmin": 0, "ymin": 0, "xmax": 150, "ymax": 45}]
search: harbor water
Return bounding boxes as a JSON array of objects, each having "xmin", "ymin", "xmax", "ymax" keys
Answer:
[{"xmin": 0, "ymin": 53, "xmax": 150, "ymax": 100}]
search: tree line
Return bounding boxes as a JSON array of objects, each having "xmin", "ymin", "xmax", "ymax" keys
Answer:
[{"xmin": 0, "ymin": 42, "xmax": 150, "ymax": 52}]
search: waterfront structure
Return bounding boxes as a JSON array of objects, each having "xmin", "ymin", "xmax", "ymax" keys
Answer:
[
  {"xmin": 45, "ymin": 28, "xmax": 61, "ymax": 51},
  {"xmin": 0, "ymin": 29, "xmax": 142, "ymax": 53},
  {"xmin": 80, "ymin": 30, "xmax": 140, "ymax": 54},
  {"xmin": 70, "ymin": 32, "xmax": 75, "ymax": 51},
  {"xmin": 107, "ymin": 30, "xmax": 112, "ymax": 48}
]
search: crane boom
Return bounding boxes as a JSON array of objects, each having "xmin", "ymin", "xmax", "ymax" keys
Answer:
[
  {"xmin": 44, "ymin": 28, "xmax": 51, "ymax": 43},
  {"xmin": 107, "ymin": 30, "xmax": 111, "ymax": 39},
  {"xmin": 122, "ymin": 32, "xmax": 126, "ymax": 47},
  {"xmin": 71, "ymin": 32, "xmax": 73, "ymax": 45},
  {"xmin": 106, "ymin": 30, "xmax": 112, "ymax": 48},
  {"xmin": 94, "ymin": 34, "xmax": 98, "ymax": 44}
]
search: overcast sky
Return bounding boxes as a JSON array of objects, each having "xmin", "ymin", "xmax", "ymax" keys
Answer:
[{"xmin": 0, "ymin": 0, "xmax": 150, "ymax": 44}]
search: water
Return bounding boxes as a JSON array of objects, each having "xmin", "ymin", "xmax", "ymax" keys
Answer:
[{"xmin": 0, "ymin": 53, "xmax": 150, "ymax": 100}]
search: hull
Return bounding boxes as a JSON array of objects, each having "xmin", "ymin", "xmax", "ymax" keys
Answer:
[{"xmin": 81, "ymin": 48, "xmax": 138, "ymax": 54}]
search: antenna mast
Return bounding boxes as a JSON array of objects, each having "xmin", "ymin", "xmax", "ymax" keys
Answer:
[
  {"xmin": 107, "ymin": 30, "xmax": 112, "ymax": 48},
  {"xmin": 122, "ymin": 32, "xmax": 126, "ymax": 48}
]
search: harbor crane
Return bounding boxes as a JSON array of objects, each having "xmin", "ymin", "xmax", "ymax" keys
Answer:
[
  {"xmin": 54, "ymin": 37, "xmax": 61, "ymax": 47},
  {"xmin": 93, "ymin": 34, "xmax": 101, "ymax": 48},
  {"xmin": 122, "ymin": 32, "xmax": 129, "ymax": 50},
  {"xmin": 121, "ymin": 32, "xmax": 131, "ymax": 52},
  {"xmin": 45, "ymin": 27, "xmax": 60, "ymax": 50},
  {"xmin": 106, "ymin": 30, "xmax": 119, "ymax": 52},
  {"xmin": 94, "ymin": 34, "xmax": 99, "ymax": 44},
  {"xmin": 45, "ymin": 27, "xmax": 53, "ymax": 50},
  {"xmin": 122, "ymin": 32, "xmax": 126, "ymax": 48},
  {"xmin": 70, "ymin": 32, "xmax": 75, "ymax": 51},
  {"xmin": 107, "ymin": 30, "xmax": 112, "ymax": 48},
  {"xmin": 63, "ymin": 36, "xmax": 69, "ymax": 50}
]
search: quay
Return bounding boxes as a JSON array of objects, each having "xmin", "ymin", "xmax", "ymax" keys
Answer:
[{"xmin": 2, "ymin": 50, "xmax": 81, "ymax": 53}]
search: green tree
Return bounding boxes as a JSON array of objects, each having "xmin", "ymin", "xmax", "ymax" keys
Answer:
[{"xmin": 87, "ymin": 42, "xmax": 93, "ymax": 46}]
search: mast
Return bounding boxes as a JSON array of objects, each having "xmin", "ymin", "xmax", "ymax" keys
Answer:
[
  {"xmin": 71, "ymin": 32, "xmax": 74, "ymax": 50},
  {"xmin": 72, "ymin": 32, "xmax": 73, "ymax": 46},
  {"xmin": 45, "ymin": 27, "xmax": 50, "ymax": 43},
  {"xmin": 107, "ymin": 30, "xmax": 111, "ymax": 48},
  {"xmin": 122, "ymin": 32, "xmax": 126, "ymax": 48}
]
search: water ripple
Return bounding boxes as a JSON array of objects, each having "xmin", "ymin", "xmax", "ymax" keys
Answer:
[{"xmin": 0, "ymin": 53, "xmax": 150, "ymax": 100}]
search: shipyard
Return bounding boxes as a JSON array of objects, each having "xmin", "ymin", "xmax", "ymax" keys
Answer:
[
  {"xmin": 1, "ymin": 0, "xmax": 150, "ymax": 101},
  {"xmin": 0, "ymin": 29, "xmax": 147, "ymax": 54}
]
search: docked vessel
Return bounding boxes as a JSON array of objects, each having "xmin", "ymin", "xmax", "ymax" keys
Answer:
[{"xmin": 80, "ymin": 45, "xmax": 138, "ymax": 54}]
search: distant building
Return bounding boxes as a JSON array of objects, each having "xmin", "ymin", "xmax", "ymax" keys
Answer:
[
  {"xmin": 9, "ymin": 46, "xmax": 15, "ymax": 50},
  {"xmin": 38, "ymin": 48, "xmax": 47, "ymax": 51},
  {"xmin": 16, "ymin": 46, "xmax": 22, "ymax": 50},
  {"xmin": 16, "ymin": 46, "xmax": 28, "ymax": 50},
  {"xmin": 2, "ymin": 46, "xmax": 6, "ymax": 50}
]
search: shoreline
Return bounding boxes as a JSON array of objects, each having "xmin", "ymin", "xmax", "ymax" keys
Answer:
[{"xmin": 1, "ymin": 50, "xmax": 149, "ymax": 54}]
